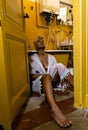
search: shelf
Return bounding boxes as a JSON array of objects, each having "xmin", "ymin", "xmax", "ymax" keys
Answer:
[
  {"xmin": 27, "ymin": 49, "xmax": 73, "ymax": 53},
  {"xmin": 59, "ymin": 45, "xmax": 73, "ymax": 50}
]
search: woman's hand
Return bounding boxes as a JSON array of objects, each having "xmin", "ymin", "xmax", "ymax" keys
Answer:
[{"xmin": 31, "ymin": 74, "xmax": 42, "ymax": 80}]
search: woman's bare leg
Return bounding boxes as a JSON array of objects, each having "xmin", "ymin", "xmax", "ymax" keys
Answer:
[
  {"xmin": 52, "ymin": 72, "xmax": 60, "ymax": 87},
  {"xmin": 42, "ymin": 74, "xmax": 72, "ymax": 128},
  {"xmin": 52, "ymin": 72, "xmax": 70, "ymax": 96},
  {"xmin": 65, "ymin": 73, "xmax": 74, "ymax": 87}
]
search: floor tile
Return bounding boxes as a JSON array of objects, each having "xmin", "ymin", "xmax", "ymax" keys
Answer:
[{"xmin": 12, "ymin": 97, "xmax": 75, "ymax": 130}]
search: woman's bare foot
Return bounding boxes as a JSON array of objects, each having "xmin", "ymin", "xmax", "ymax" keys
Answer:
[{"xmin": 51, "ymin": 107, "xmax": 72, "ymax": 128}]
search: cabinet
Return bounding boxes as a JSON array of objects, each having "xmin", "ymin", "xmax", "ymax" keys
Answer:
[
  {"xmin": 39, "ymin": 0, "xmax": 60, "ymax": 15},
  {"xmin": 0, "ymin": 0, "xmax": 29, "ymax": 130}
]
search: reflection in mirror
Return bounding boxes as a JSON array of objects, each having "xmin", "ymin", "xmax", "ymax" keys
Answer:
[
  {"xmin": 57, "ymin": 7, "xmax": 67, "ymax": 23},
  {"xmin": 57, "ymin": 2, "xmax": 73, "ymax": 26}
]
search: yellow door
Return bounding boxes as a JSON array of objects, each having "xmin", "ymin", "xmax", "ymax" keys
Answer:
[{"xmin": 0, "ymin": 0, "xmax": 29, "ymax": 129}]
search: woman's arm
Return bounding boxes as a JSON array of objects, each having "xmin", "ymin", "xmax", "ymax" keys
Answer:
[{"xmin": 31, "ymin": 73, "xmax": 43, "ymax": 80}]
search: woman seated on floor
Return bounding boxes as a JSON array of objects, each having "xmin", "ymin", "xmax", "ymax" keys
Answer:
[{"xmin": 30, "ymin": 36, "xmax": 74, "ymax": 128}]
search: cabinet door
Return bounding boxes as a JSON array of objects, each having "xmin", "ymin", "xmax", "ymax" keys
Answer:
[{"xmin": 0, "ymin": 0, "xmax": 29, "ymax": 129}]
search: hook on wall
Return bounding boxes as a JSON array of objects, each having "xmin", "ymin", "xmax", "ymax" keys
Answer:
[{"xmin": 24, "ymin": 13, "xmax": 29, "ymax": 18}]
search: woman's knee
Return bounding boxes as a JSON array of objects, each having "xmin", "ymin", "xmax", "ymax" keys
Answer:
[
  {"xmin": 42, "ymin": 74, "xmax": 52, "ymax": 81},
  {"xmin": 56, "ymin": 63, "xmax": 68, "ymax": 74},
  {"xmin": 57, "ymin": 63, "xmax": 66, "ymax": 68}
]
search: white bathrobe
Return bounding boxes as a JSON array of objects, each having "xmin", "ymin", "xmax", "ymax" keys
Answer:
[{"xmin": 31, "ymin": 53, "xmax": 70, "ymax": 94}]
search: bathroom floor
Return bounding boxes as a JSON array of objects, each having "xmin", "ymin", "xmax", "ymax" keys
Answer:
[{"xmin": 12, "ymin": 89, "xmax": 88, "ymax": 130}]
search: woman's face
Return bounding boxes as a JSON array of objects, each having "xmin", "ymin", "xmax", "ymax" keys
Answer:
[{"xmin": 36, "ymin": 38, "xmax": 46, "ymax": 50}]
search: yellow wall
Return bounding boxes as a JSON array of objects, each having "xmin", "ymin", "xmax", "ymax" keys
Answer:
[
  {"xmin": 73, "ymin": 0, "xmax": 82, "ymax": 108},
  {"xmin": 24, "ymin": 0, "xmax": 73, "ymax": 50},
  {"xmin": 86, "ymin": 0, "xmax": 88, "ymax": 107},
  {"xmin": 74, "ymin": 0, "xmax": 88, "ymax": 108}
]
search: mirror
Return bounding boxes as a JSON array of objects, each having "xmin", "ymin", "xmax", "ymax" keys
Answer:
[{"xmin": 57, "ymin": 1, "xmax": 73, "ymax": 26}]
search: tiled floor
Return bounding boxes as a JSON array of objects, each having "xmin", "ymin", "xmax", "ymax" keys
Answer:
[{"xmin": 12, "ymin": 90, "xmax": 76, "ymax": 130}]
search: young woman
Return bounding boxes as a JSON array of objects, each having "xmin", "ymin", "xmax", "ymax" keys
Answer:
[{"xmin": 30, "ymin": 36, "xmax": 73, "ymax": 128}]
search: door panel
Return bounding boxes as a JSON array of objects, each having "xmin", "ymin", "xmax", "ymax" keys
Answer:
[
  {"xmin": 7, "ymin": 37, "xmax": 27, "ymax": 96},
  {"xmin": 3, "ymin": 0, "xmax": 24, "ymax": 29}
]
